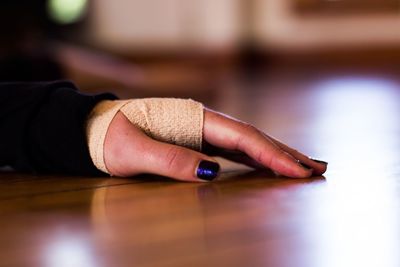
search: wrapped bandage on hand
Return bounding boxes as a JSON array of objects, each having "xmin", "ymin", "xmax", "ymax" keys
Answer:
[{"xmin": 86, "ymin": 98, "xmax": 204, "ymax": 174}]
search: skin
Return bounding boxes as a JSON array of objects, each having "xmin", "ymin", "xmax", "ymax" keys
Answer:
[{"xmin": 104, "ymin": 109, "xmax": 327, "ymax": 182}]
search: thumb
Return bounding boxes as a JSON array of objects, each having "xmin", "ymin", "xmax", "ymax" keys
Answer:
[
  {"xmin": 104, "ymin": 111, "xmax": 219, "ymax": 182},
  {"xmin": 139, "ymin": 139, "xmax": 220, "ymax": 182}
]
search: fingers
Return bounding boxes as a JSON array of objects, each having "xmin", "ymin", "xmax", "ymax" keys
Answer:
[
  {"xmin": 203, "ymin": 109, "xmax": 313, "ymax": 178},
  {"xmin": 267, "ymin": 136, "xmax": 328, "ymax": 176},
  {"xmin": 104, "ymin": 112, "xmax": 219, "ymax": 182},
  {"xmin": 203, "ymin": 142, "xmax": 265, "ymax": 169}
]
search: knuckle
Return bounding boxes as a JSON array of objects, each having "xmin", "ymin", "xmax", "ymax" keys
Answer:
[
  {"xmin": 291, "ymin": 148, "xmax": 300, "ymax": 154},
  {"xmin": 263, "ymin": 147, "xmax": 285, "ymax": 167},
  {"xmin": 234, "ymin": 123, "xmax": 258, "ymax": 150},
  {"xmin": 242, "ymin": 122, "xmax": 257, "ymax": 134},
  {"xmin": 264, "ymin": 151, "xmax": 276, "ymax": 168},
  {"xmin": 255, "ymin": 149, "xmax": 265, "ymax": 164},
  {"xmin": 165, "ymin": 147, "xmax": 183, "ymax": 171}
]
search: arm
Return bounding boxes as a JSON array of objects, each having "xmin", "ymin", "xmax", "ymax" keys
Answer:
[{"xmin": 0, "ymin": 81, "xmax": 116, "ymax": 175}]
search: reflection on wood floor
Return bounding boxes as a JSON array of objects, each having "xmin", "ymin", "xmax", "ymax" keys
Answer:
[{"xmin": 1, "ymin": 66, "xmax": 400, "ymax": 267}]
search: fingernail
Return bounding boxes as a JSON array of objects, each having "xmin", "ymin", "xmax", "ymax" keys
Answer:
[
  {"xmin": 310, "ymin": 158, "xmax": 328, "ymax": 165},
  {"xmin": 300, "ymin": 162, "xmax": 313, "ymax": 170},
  {"xmin": 197, "ymin": 160, "xmax": 220, "ymax": 181}
]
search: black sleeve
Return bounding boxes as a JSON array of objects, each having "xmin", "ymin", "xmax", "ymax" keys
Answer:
[{"xmin": 0, "ymin": 80, "xmax": 117, "ymax": 175}]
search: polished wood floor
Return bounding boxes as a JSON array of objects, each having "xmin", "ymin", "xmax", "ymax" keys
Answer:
[{"xmin": 1, "ymin": 67, "xmax": 400, "ymax": 267}]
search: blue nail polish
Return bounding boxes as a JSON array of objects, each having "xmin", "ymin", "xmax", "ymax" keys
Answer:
[
  {"xmin": 310, "ymin": 158, "xmax": 328, "ymax": 165},
  {"xmin": 197, "ymin": 160, "xmax": 220, "ymax": 181},
  {"xmin": 300, "ymin": 162, "xmax": 313, "ymax": 170}
]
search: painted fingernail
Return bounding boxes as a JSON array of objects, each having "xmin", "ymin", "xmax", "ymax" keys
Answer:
[
  {"xmin": 310, "ymin": 158, "xmax": 328, "ymax": 165},
  {"xmin": 197, "ymin": 160, "xmax": 220, "ymax": 181},
  {"xmin": 300, "ymin": 162, "xmax": 313, "ymax": 170}
]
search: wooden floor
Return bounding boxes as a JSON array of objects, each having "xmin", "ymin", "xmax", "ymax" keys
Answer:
[{"xmin": 1, "ymin": 66, "xmax": 400, "ymax": 267}]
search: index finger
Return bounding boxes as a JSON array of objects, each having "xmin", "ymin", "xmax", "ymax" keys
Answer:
[{"xmin": 203, "ymin": 109, "xmax": 313, "ymax": 178}]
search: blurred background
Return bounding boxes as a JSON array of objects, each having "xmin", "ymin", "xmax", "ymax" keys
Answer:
[{"xmin": 1, "ymin": 0, "xmax": 400, "ymax": 104}]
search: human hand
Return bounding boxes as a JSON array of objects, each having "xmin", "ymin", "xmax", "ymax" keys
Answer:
[{"xmin": 103, "ymin": 109, "xmax": 327, "ymax": 182}]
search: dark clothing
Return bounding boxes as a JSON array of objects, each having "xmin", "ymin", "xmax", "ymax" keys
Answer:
[{"xmin": 0, "ymin": 81, "xmax": 116, "ymax": 175}]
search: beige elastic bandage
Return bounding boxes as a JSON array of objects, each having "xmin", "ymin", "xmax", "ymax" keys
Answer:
[{"xmin": 86, "ymin": 98, "xmax": 204, "ymax": 174}]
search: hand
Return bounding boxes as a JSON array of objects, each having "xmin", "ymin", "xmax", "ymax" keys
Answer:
[{"xmin": 103, "ymin": 109, "xmax": 327, "ymax": 182}]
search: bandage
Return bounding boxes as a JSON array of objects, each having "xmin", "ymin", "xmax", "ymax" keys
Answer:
[{"xmin": 86, "ymin": 98, "xmax": 204, "ymax": 174}]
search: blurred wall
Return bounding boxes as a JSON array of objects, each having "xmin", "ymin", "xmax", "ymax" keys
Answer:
[
  {"xmin": 88, "ymin": 0, "xmax": 242, "ymax": 52},
  {"xmin": 86, "ymin": 0, "xmax": 400, "ymax": 54},
  {"xmin": 254, "ymin": 0, "xmax": 400, "ymax": 52}
]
